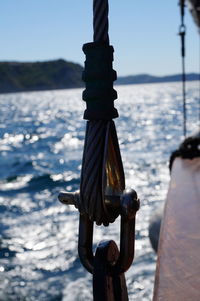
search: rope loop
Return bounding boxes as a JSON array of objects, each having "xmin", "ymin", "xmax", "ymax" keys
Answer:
[{"xmin": 80, "ymin": 120, "xmax": 125, "ymax": 226}]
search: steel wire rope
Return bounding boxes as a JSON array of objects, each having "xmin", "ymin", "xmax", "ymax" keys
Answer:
[{"xmin": 80, "ymin": 0, "xmax": 124, "ymax": 226}]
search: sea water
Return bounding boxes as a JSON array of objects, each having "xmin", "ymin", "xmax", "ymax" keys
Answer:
[{"xmin": 0, "ymin": 82, "xmax": 199, "ymax": 301}]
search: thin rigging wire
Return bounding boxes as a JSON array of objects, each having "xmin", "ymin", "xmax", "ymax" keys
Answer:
[
  {"xmin": 199, "ymin": 31, "xmax": 200, "ymax": 133},
  {"xmin": 181, "ymin": 41, "xmax": 187, "ymax": 137},
  {"xmin": 179, "ymin": 0, "xmax": 187, "ymax": 138}
]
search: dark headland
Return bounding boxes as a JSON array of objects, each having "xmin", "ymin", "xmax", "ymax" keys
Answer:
[
  {"xmin": 0, "ymin": 59, "xmax": 198, "ymax": 94},
  {"xmin": 0, "ymin": 59, "xmax": 83, "ymax": 94}
]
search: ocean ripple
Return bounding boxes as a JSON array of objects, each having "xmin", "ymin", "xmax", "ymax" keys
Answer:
[{"xmin": 0, "ymin": 82, "xmax": 199, "ymax": 300}]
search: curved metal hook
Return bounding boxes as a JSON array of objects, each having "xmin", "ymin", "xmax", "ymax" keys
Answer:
[
  {"xmin": 78, "ymin": 214, "xmax": 94, "ymax": 274},
  {"xmin": 72, "ymin": 189, "xmax": 139, "ymax": 274},
  {"xmin": 115, "ymin": 189, "xmax": 139, "ymax": 274}
]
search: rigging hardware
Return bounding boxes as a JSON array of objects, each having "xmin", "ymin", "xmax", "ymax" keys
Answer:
[{"xmin": 58, "ymin": 0, "xmax": 139, "ymax": 299}]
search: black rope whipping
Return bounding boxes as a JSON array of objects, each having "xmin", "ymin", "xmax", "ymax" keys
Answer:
[
  {"xmin": 80, "ymin": 0, "xmax": 123, "ymax": 226},
  {"xmin": 179, "ymin": 0, "xmax": 187, "ymax": 137}
]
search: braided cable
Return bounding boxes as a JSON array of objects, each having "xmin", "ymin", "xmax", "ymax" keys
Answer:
[
  {"xmin": 80, "ymin": 120, "xmax": 107, "ymax": 225},
  {"xmin": 93, "ymin": 0, "xmax": 109, "ymax": 43}
]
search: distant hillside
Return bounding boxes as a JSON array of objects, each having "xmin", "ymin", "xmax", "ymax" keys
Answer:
[
  {"xmin": 0, "ymin": 59, "xmax": 199, "ymax": 94},
  {"xmin": 116, "ymin": 73, "xmax": 199, "ymax": 85},
  {"xmin": 0, "ymin": 59, "xmax": 83, "ymax": 93}
]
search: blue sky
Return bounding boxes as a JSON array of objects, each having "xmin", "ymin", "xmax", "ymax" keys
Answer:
[{"xmin": 0, "ymin": 0, "xmax": 199, "ymax": 76}]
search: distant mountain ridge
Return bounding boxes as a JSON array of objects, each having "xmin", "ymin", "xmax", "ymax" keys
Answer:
[
  {"xmin": 116, "ymin": 73, "xmax": 199, "ymax": 85},
  {"xmin": 0, "ymin": 59, "xmax": 83, "ymax": 93},
  {"xmin": 0, "ymin": 59, "xmax": 198, "ymax": 93}
]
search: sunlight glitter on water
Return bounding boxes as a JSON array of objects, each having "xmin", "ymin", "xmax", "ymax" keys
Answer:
[{"xmin": 0, "ymin": 82, "xmax": 199, "ymax": 300}]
